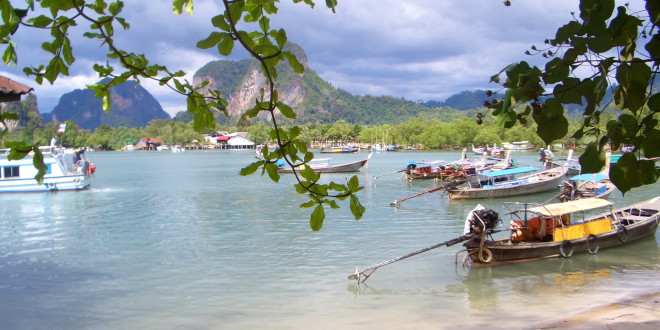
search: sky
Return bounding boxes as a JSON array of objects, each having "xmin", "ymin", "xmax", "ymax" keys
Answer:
[{"xmin": 0, "ymin": 0, "xmax": 639, "ymax": 117}]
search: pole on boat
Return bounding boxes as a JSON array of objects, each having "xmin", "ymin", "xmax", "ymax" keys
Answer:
[
  {"xmin": 389, "ymin": 177, "xmax": 466, "ymax": 206},
  {"xmin": 348, "ymin": 234, "xmax": 474, "ymax": 284},
  {"xmin": 374, "ymin": 169, "xmax": 405, "ymax": 180},
  {"xmin": 390, "ymin": 185, "xmax": 446, "ymax": 206}
]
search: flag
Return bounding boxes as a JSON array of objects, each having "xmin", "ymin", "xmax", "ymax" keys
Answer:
[{"xmin": 57, "ymin": 123, "xmax": 66, "ymax": 133}]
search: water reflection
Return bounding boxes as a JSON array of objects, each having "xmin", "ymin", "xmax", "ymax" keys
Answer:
[{"xmin": 460, "ymin": 236, "xmax": 660, "ymax": 312}]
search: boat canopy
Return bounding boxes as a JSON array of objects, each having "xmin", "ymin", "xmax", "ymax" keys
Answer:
[
  {"xmin": 527, "ymin": 198, "xmax": 613, "ymax": 216},
  {"xmin": 480, "ymin": 166, "xmax": 538, "ymax": 177},
  {"xmin": 418, "ymin": 160, "xmax": 446, "ymax": 165},
  {"xmin": 570, "ymin": 173, "xmax": 607, "ymax": 182}
]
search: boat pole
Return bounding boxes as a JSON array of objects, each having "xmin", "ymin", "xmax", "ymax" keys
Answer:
[
  {"xmin": 374, "ymin": 169, "xmax": 405, "ymax": 180},
  {"xmin": 348, "ymin": 234, "xmax": 473, "ymax": 284},
  {"xmin": 390, "ymin": 177, "xmax": 466, "ymax": 206}
]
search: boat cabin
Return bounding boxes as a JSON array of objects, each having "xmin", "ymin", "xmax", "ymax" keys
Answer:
[{"xmin": 505, "ymin": 198, "xmax": 614, "ymax": 243}]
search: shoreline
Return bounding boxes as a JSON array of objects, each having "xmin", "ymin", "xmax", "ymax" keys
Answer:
[{"xmin": 530, "ymin": 291, "xmax": 660, "ymax": 329}]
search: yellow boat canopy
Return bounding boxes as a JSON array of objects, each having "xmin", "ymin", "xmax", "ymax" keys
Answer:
[{"xmin": 527, "ymin": 198, "xmax": 614, "ymax": 216}]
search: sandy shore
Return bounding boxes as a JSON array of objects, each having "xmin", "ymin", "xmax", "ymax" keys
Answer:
[{"xmin": 530, "ymin": 291, "xmax": 660, "ymax": 329}]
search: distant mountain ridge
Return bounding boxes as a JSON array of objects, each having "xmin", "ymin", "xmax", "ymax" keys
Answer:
[
  {"xmin": 43, "ymin": 80, "xmax": 170, "ymax": 130},
  {"xmin": 33, "ymin": 44, "xmax": 507, "ymax": 130}
]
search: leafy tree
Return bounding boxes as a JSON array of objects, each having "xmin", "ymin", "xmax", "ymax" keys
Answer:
[
  {"xmin": 489, "ymin": 0, "xmax": 659, "ymax": 193},
  {"xmin": 246, "ymin": 121, "xmax": 272, "ymax": 145}
]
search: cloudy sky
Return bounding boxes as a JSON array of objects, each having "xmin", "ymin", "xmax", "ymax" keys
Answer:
[{"xmin": 0, "ymin": 0, "xmax": 637, "ymax": 117}]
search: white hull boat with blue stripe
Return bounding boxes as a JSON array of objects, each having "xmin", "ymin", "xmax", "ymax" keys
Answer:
[
  {"xmin": 448, "ymin": 166, "xmax": 568, "ymax": 200},
  {"xmin": 0, "ymin": 148, "xmax": 94, "ymax": 193}
]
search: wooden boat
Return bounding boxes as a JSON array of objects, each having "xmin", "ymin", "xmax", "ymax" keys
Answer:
[
  {"xmin": 277, "ymin": 151, "xmax": 371, "ymax": 174},
  {"xmin": 319, "ymin": 146, "xmax": 359, "ymax": 154},
  {"xmin": 546, "ymin": 149, "xmax": 580, "ymax": 176},
  {"xmin": 557, "ymin": 173, "xmax": 617, "ymax": 202},
  {"xmin": 460, "ymin": 197, "xmax": 660, "ymax": 267},
  {"xmin": 403, "ymin": 149, "xmax": 512, "ymax": 181},
  {"xmin": 0, "ymin": 147, "xmax": 95, "ymax": 193},
  {"xmin": 447, "ymin": 166, "xmax": 568, "ymax": 200}
]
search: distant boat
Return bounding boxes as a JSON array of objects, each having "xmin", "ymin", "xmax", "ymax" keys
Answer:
[
  {"xmin": 502, "ymin": 141, "xmax": 534, "ymax": 150},
  {"xmin": 122, "ymin": 143, "xmax": 135, "ymax": 151},
  {"xmin": 0, "ymin": 147, "xmax": 95, "ymax": 193},
  {"xmin": 460, "ymin": 197, "xmax": 660, "ymax": 267},
  {"xmin": 171, "ymin": 146, "xmax": 184, "ymax": 153},
  {"xmin": 320, "ymin": 146, "xmax": 359, "ymax": 154},
  {"xmin": 156, "ymin": 145, "xmax": 171, "ymax": 151},
  {"xmin": 447, "ymin": 166, "xmax": 568, "ymax": 200},
  {"xmin": 277, "ymin": 151, "xmax": 372, "ymax": 174}
]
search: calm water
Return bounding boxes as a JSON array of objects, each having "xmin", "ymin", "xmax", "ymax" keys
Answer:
[{"xmin": 1, "ymin": 149, "xmax": 658, "ymax": 329}]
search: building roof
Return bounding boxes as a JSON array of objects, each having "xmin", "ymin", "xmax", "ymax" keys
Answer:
[{"xmin": 0, "ymin": 76, "xmax": 33, "ymax": 102}]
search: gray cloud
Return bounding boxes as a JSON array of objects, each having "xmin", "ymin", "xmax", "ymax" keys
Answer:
[{"xmin": 3, "ymin": 0, "xmax": 641, "ymax": 117}]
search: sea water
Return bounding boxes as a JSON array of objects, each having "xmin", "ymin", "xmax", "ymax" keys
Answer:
[{"xmin": 1, "ymin": 149, "xmax": 658, "ymax": 329}]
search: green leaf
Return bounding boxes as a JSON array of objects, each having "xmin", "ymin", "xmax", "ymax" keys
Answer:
[
  {"xmin": 283, "ymin": 51, "xmax": 304, "ymax": 74},
  {"xmin": 347, "ymin": 175, "xmax": 359, "ymax": 191},
  {"xmin": 641, "ymin": 129, "xmax": 660, "ymax": 158},
  {"xmin": 264, "ymin": 162, "xmax": 280, "ymax": 183},
  {"xmin": 323, "ymin": 199, "xmax": 340, "ymax": 209},
  {"xmin": 645, "ymin": 34, "xmax": 660, "ymax": 66},
  {"xmin": 276, "ymin": 101, "xmax": 296, "ymax": 119},
  {"xmin": 300, "ymin": 200, "xmax": 316, "ymax": 208},
  {"xmin": 172, "ymin": 0, "xmax": 184, "ymax": 14},
  {"xmin": 217, "ymin": 34, "xmax": 234, "ymax": 56},
  {"xmin": 196, "ymin": 32, "xmax": 223, "ymax": 49},
  {"xmin": 578, "ymin": 143, "xmax": 605, "ymax": 174},
  {"xmin": 310, "ymin": 205, "xmax": 325, "ymax": 231},
  {"xmin": 239, "ymin": 160, "xmax": 264, "ymax": 176},
  {"xmin": 32, "ymin": 149, "xmax": 47, "ymax": 184},
  {"xmin": 553, "ymin": 77, "xmax": 582, "ymax": 105},
  {"xmin": 649, "ymin": 92, "xmax": 660, "ymax": 112},
  {"xmin": 211, "ymin": 14, "xmax": 230, "ymax": 32},
  {"xmin": 349, "ymin": 195, "xmax": 365, "ymax": 220},
  {"xmin": 543, "ymin": 58, "xmax": 569, "ymax": 84},
  {"xmin": 609, "ymin": 153, "xmax": 643, "ymax": 194},
  {"xmin": 554, "ymin": 21, "xmax": 581, "ymax": 44}
]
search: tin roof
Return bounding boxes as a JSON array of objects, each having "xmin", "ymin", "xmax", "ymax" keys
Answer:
[{"xmin": 0, "ymin": 76, "xmax": 33, "ymax": 102}]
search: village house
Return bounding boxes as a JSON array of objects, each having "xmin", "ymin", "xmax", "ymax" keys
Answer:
[{"xmin": 203, "ymin": 132, "xmax": 255, "ymax": 149}]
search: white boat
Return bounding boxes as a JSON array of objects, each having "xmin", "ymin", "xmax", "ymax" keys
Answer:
[
  {"xmin": 447, "ymin": 166, "xmax": 568, "ymax": 200},
  {"xmin": 171, "ymin": 145, "xmax": 184, "ymax": 153},
  {"xmin": 156, "ymin": 145, "xmax": 170, "ymax": 151},
  {"xmin": 502, "ymin": 141, "xmax": 534, "ymax": 150},
  {"xmin": 0, "ymin": 147, "xmax": 95, "ymax": 193},
  {"xmin": 122, "ymin": 143, "xmax": 135, "ymax": 151}
]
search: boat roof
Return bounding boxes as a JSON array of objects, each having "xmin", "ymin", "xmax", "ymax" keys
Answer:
[
  {"xmin": 527, "ymin": 198, "xmax": 613, "ymax": 216},
  {"xmin": 480, "ymin": 167, "xmax": 538, "ymax": 177},
  {"xmin": 569, "ymin": 173, "xmax": 608, "ymax": 182},
  {"xmin": 418, "ymin": 160, "xmax": 446, "ymax": 165}
]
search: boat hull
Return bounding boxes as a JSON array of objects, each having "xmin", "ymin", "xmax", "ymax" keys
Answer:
[
  {"xmin": 0, "ymin": 174, "xmax": 91, "ymax": 192},
  {"xmin": 278, "ymin": 159, "xmax": 368, "ymax": 174}
]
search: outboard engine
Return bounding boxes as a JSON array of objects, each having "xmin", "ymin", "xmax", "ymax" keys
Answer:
[{"xmin": 467, "ymin": 208, "xmax": 499, "ymax": 236}]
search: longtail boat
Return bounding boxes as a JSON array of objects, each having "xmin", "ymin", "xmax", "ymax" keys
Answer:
[
  {"xmin": 460, "ymin": 197, "xmax": 660, "ymax": 267},
  {"xmin": 277, "ymin": 151, "xmax": 372, "ymax": 174},
  {"xmin": 447, "ymin": 166, "xmax": 568, "ymax": 200}
]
